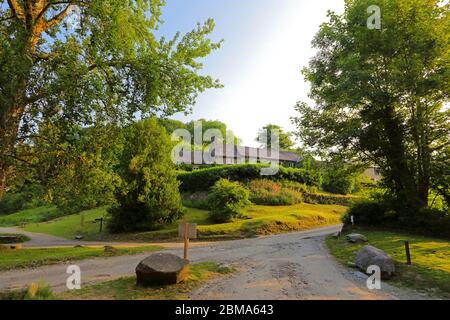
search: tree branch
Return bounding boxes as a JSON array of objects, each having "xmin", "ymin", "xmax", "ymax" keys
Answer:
[{"xmin": 6, "ymin": 0, "xmax": 26, "ymax": 23}]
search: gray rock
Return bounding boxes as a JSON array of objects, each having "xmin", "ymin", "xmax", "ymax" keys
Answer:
[
  {"xmin": 75, "ymin": 235, "xmax": 84, "ymax": 240},
  {"xmin": 136, "ymin": 253, "xmax": 189, "ymax": 286},
  {"xmin": 355, "ymin": 245, "xmax": 396, "ymax": 279},
  {"xmin": 346, "ymin": 233, "xmax": 368, "ymax": 244}
]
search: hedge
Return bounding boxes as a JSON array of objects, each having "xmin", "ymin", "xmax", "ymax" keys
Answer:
[{"xmin": 177, "ymin": 164, "xmax": 322, "ymax": 192}]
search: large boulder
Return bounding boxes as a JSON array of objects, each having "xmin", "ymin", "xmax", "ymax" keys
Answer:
[
  {"xmin": 136, "ymin": 253, "xmax": 189, "ymax": 286},
  {"xmin": 355, "ymin": 245, "xmax": 396, "ymax": 279},
  {"xmin": 346, "ymin": 233, "xmax": 368, "ymax": 244}
]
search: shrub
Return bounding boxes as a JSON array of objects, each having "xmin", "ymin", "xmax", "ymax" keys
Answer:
[
  {"xmin": 178, "ymin": 164, "xmax": 321, "ymax": 192},
  {"xmin": 108, "ymin": 119, "xmax": 184, "ymax": 233},
  {"xmin": 248, "ymin": 180, "xmax": 303, "ymax": 206},
  {"xmin": 208, "ymin": 179, "xmax": 250, "ymax": 222},
  {"xmin": 322, "ymin": 166, "xmax": 360, "ymax": 195},
  {"xmin": 343, "ymin": 200, "xmax": 450, "ymax": 239}
]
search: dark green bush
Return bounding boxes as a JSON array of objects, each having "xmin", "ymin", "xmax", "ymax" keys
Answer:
[
  {"xmin": 178, "ymin": 164, "xmax": 321, "ymax": 192},
  {"xmin": 108, "ymin": 119, "xmax": 184, "ymax": 233},
  {"xmin": 208, "ymin": 179, "xmax": 250, "ymax": 222},
  {"xmin": 343, "ymin": 200, "xmax": 450, "ymax": 239}
]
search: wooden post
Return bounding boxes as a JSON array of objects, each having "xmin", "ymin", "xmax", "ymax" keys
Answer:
[
  {"xmin": 183, "ymin": 222, "xmax": 189, "ymax": 260},
  {"xmin": 405, "ymin": 241, "xmax": 412, "ymax": 265},
  {"xmin": 80, "ymin": 213, "xmax": 85, "ymax": 227},
  {"xmin": 99, "ymin": 218, "xmax": 103, "ymax": 233}
]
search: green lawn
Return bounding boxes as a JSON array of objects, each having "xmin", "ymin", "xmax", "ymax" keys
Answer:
[
  {"xmin": 120, "ymin": 203, "xmax": 346, "ymax": 242},
  {"xmin": 326, "ymin": 228, "xmax": 450, "ymax": 299},
  {"xmin": 24, "ymin": 207, "xmax": 108, "ymax": 240},
  {"xmin": 0, "ymin": 245, "xmax": 162, "ymax": 271},
  {"xmin": 59, "ymin": 262, "xmax": 233, "ymax": 300},
  {"xmin": 0, "ymin": 206, "xmax": 61, "ymax": 227},
  {"xmin": 23, "ymin": 204, "xmax": 345, "ymax": 242}
]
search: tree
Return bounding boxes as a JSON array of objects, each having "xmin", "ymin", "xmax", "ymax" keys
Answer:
[
  {"xmin": 0, "ymin": 0, "xmax": 222, "ymax": 200},
  {"xmin": 292, "ymin": 0, "xmax": 449, "ymax": 211},
  {"xmin": 256, "ymin": 124, "xmax": 295, "ymax": 150},
  {"xmin": 186, "ymin": 119, "xmax": 240, "ymax": 147},
  {"xmin": 108, "ymin": 118, "xmax": 183, "ymax": 233},
  {"xmin": 34, "ymin": 123, "xmax": 123, "ymax": 214}
]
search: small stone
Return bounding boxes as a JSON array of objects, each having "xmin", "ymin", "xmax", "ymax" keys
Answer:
[
  {"xmin": 75, "ymin": 235, "xmax": 84, "ymax": 240},
  {"xmin": 346, "ymin": 233, "xmax": 368, "ymax": 244}
]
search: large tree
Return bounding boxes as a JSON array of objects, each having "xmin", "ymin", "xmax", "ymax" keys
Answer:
[
  {"xmin": 0, "ymin": 0, "xmax": 222, "ymax": 200},
  {"xmin": 292, "ymin": 0, "xmax": 449, "ymax": 210}
]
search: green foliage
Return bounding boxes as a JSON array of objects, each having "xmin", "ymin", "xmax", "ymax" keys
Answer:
[
  {"xmin": 178, "ymin": 164, "xmax": 322, "ymax": 192},
  {"xmin": 293, "ymin": 0, "xmax": 450, "ymax": 210},
  {"xmin": 303, "ymin": 193, "xmax": 357, "ymax": 206},
  {"xmin": 0, "ymin": 0, "xmax": 222, "ymax": 202},
  {"xmin": 37, "ymin": 125, "xmax": 123, "ymax": 214},
  {"xmin": 322, "ymin": 164, "xmax": 361, "ymax": 195},
  {"xmin": 0, "ymin": 184, "xmax": 46, "ymax": 215},
  {"xmin": 208, "ymin": 179, "xmax": 250, "ymax": 222},
  {"xmin": 344, "ymin": 201, "xmax": 450, "ymax": 239},
  {"xmin": 256, "ymin": 124, "xmax": 294, "ymax": 150},
  {"xmin": 0, "ymin": 206, "xmax": 60, "ymax": 227},
  {"xmin": 248, "ymin": 180, "xmax": 303, "ymax": 206},
  {"xmin": 108, "ymin": 119, "xmax": 184, "ymax": 233}
]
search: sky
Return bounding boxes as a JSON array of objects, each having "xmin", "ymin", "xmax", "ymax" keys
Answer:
[{"xmin": 158, "ymin": 0, "xmax": 345, "ymax": 147}]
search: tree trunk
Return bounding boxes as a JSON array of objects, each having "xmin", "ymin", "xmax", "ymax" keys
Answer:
[
  {"xmin": 0, "ymin": 161, "xmax": 6, "ymax": 201},
  {"xmin": 382, "ymin": 106, "xmax": 421, "ymax": 211}
]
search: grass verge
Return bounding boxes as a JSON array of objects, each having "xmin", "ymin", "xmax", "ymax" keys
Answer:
[
  {"xmin": 23, "ymin": 204, "xmax": 345, "ymax": 242},
  {"xmin": 24, "ymin": 207, "xmax": 108, "ymax": 240},
  {"xmin": 326, "ymin": 228, "xmax": 450, "ymax": 299},
  {"xmin": 59, "ymin": 262, "xmax": 233, "ymax": 300},
  {"xmin": 0, "ymin": 245, "xmax": 162, "ymax": 271}
]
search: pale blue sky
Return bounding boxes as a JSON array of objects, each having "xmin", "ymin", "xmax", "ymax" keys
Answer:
[{"xmin": 158, "ymin": 0, "xmax": 345, "ymax": 146}]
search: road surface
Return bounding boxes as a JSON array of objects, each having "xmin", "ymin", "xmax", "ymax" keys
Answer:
[{"xmin": 0, "ymin": 225, "xmax": 427, "ymax": 300}]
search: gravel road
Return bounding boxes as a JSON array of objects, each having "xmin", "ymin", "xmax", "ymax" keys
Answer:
[{"xmin": 0, "ymin": 225, "xmax": 428, "ymax": 300}]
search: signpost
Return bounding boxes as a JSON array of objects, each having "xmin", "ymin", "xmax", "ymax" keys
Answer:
[
  {"xmin": 179, "ymin": 223, "xmax": 197, "ymax": 260},
  {"xmin": 95, "ymin": 218, "xmax": 104, "ymax": 233},
  {"xmin": 405, "ymin": 241, "xmax": 412, "ymax": 265}
]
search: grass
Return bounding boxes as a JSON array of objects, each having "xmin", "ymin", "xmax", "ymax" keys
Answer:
[
  {"xmin": 0, "ymin": 245, "xmax": 162, "ymax": 271},
  {"xmin": 103, "ymin": 203, "xmax": 345, "ymax": 242},
  {"xmin": 24, "ymin": 207, "xmax": 108, "ymax": 240},
  {"xmin": 22, "ymin": 204, "xmax": 345, "ymax": 242},
  {"xmin": 0, "ymin": 206, "xmax": 61, "ymax": 227},
  {"xmin": 59, "ymin": 262, "xmax": 233, "ymax": 300},
  {"xmin": 326, "ymin": 228, "xmax": 450, "ymax": 299},
  {"xmin": 0, "ymin": 233, "xmax": 30, "ymax": 244}
]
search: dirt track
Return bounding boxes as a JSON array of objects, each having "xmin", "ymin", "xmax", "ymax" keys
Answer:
[{"xmin": 0, "ymin": 225, "xmax": 428, "ymax": 300}]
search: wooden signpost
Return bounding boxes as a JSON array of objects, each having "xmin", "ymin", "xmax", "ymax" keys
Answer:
[{"xmin": 179, "ymin": 223, "xmax": 197, "ymax": 260}]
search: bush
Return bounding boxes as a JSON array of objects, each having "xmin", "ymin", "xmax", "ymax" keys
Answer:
[
  {"xmin": 343, "ymin": 200, "xmax": 450, "ymax": 239},
  {"xmin": 322, "ymin": 166, "xmax": 360, "ymax": 195},
  {"xmin": 248, "ymin": 180, "xmax": 303, "ymax": 206},
  {"xmin": 108, "ymin": 119, "xmax": 184, "ymax": 233},
  {"xmin": 208, "ymin": 179, "xmax": 250, "ymax": 222},
  {"xmin": 178, "ymin": 164, "xmax": 321, "ymax": 192}
]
